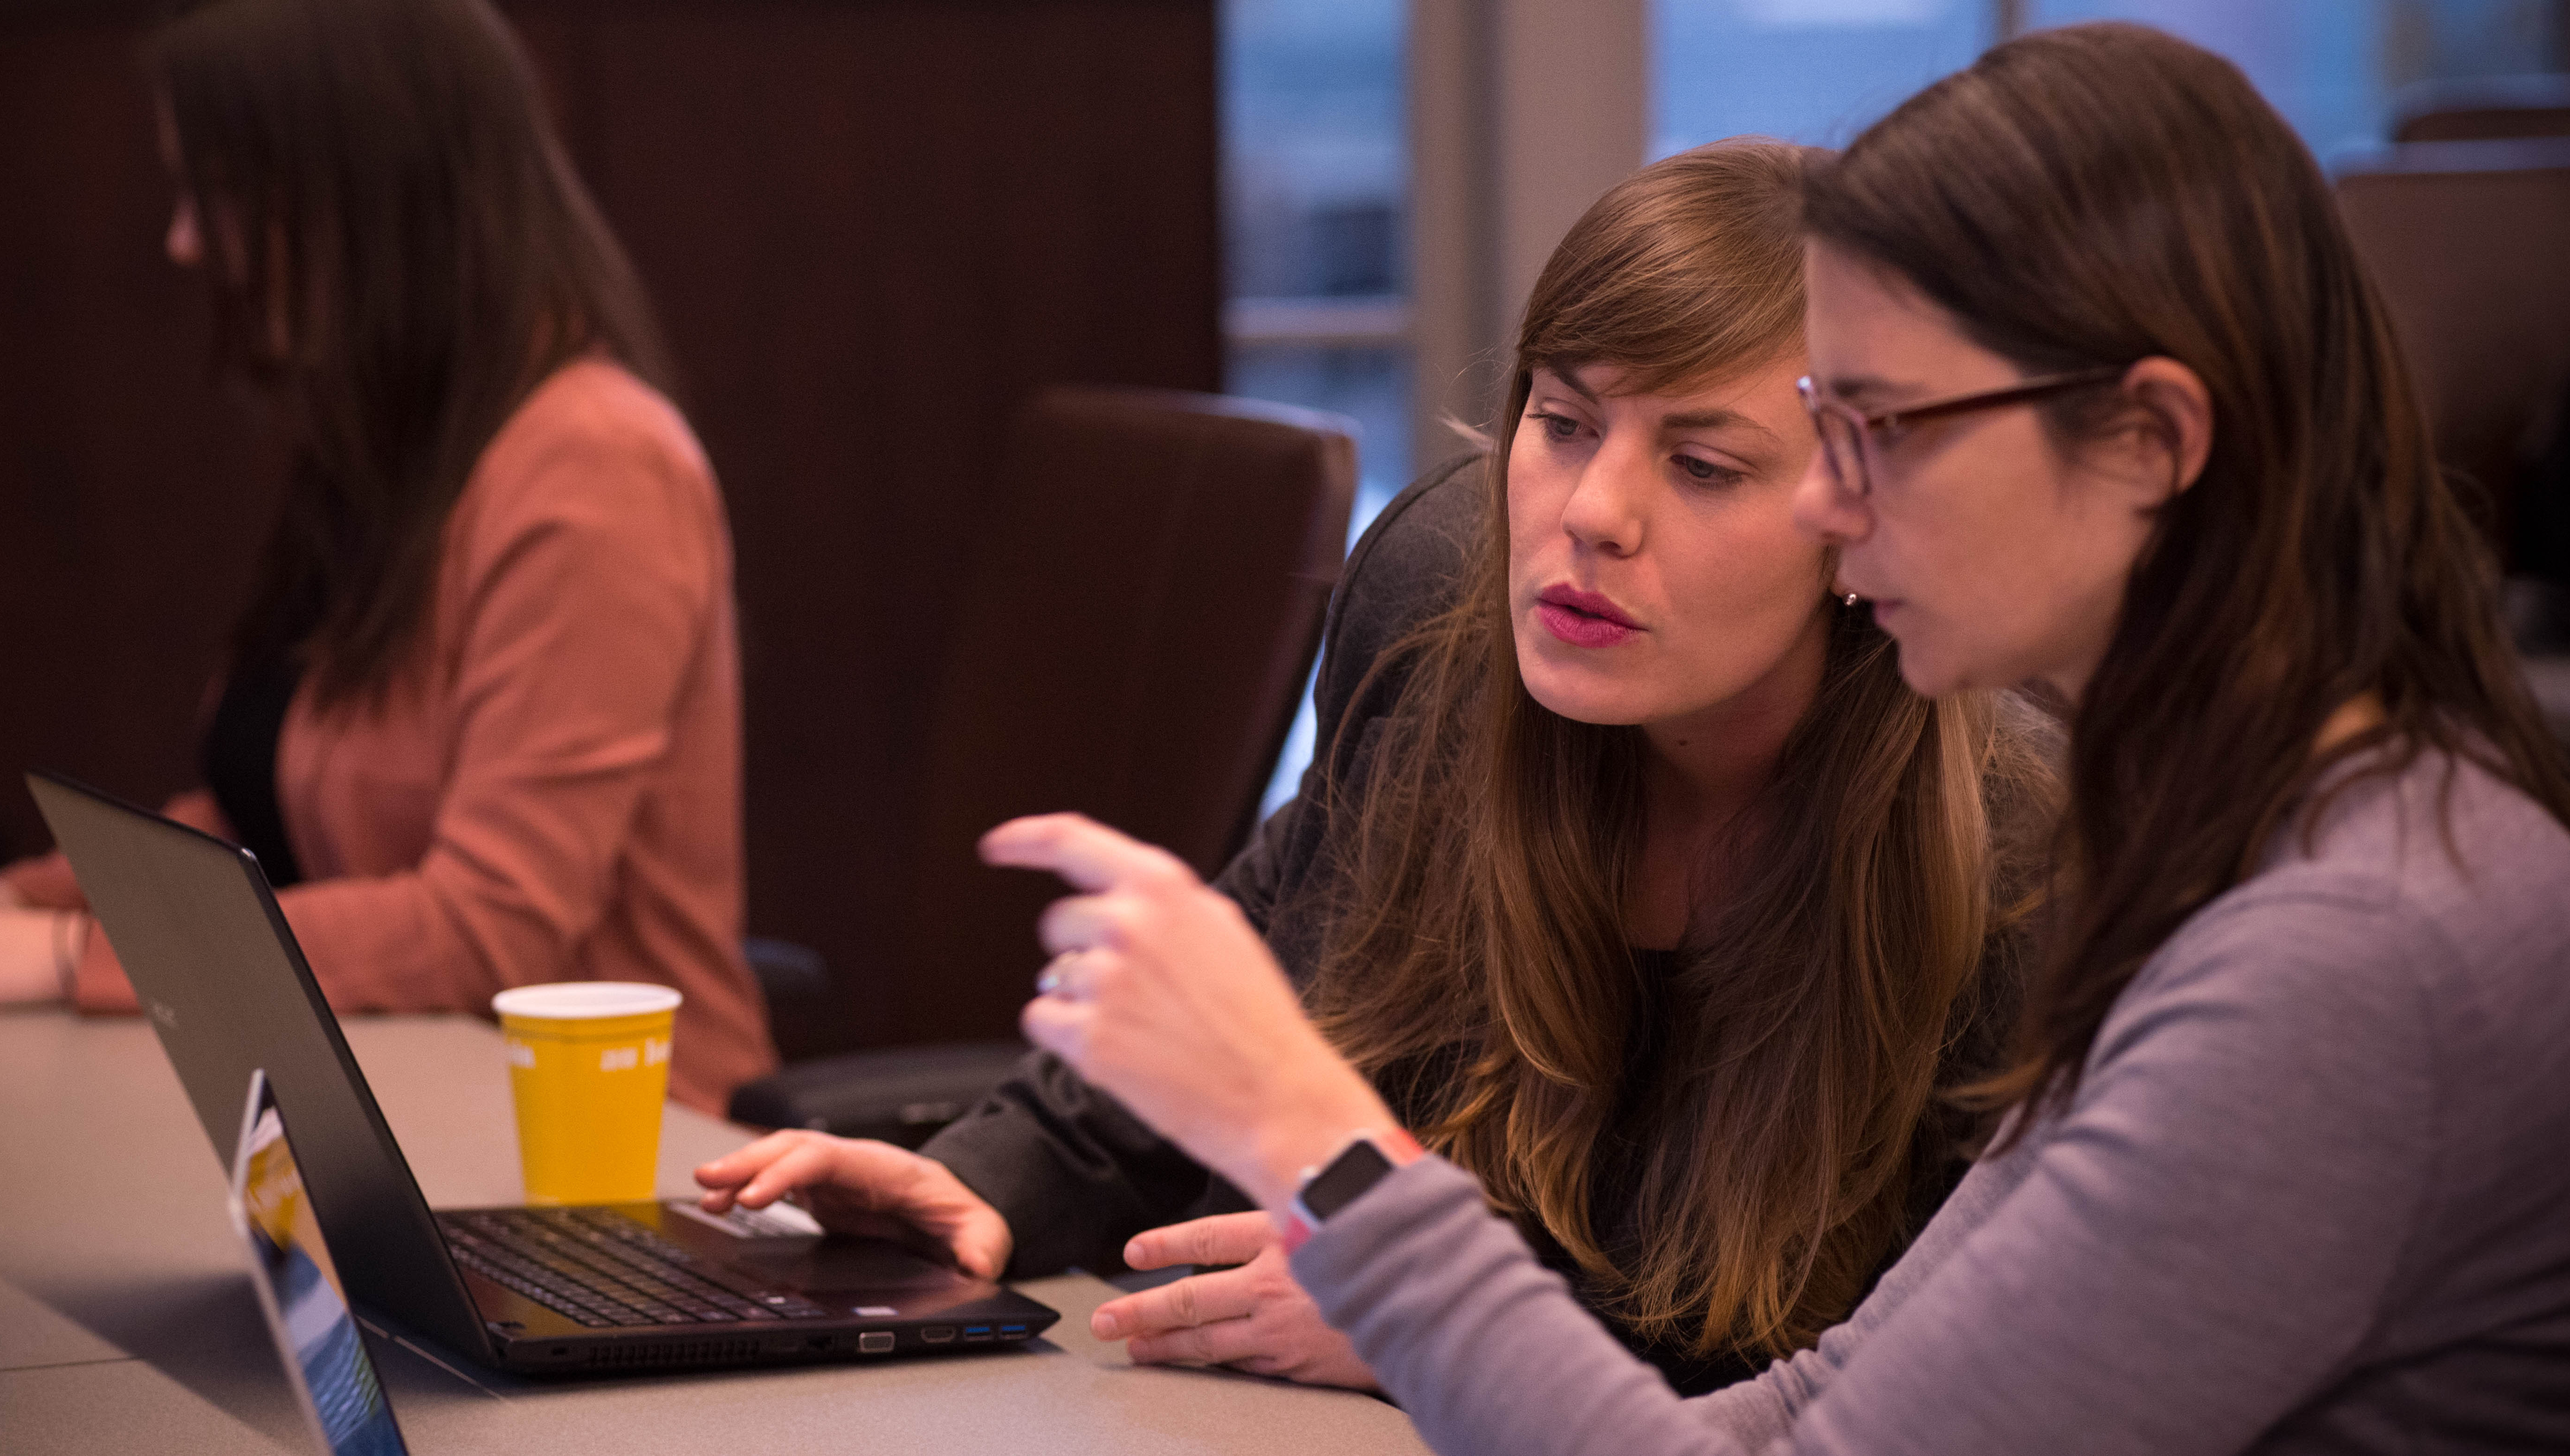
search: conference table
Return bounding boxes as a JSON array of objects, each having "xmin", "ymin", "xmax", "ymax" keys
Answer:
[{"xmin": 0, "ymin": 1008, "xmax": 1432, "ymax": 1454}]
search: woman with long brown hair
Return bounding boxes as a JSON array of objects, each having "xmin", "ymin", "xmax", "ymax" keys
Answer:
[
  {"xmin": 981, "ymin": 21, "xmax": 2570, "ymax": 1455},
  {"xmin": 0, "ymin": 0, "xmax": 775, "ymax": 1112},
  {"xmin": 698, "ymin": 139, "xmax": 2056, "ymax": 1393}
]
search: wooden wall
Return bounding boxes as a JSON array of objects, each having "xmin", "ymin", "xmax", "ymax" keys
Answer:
[{"xmin": 0, "ymin": 0, "xmax": 1220, "ymax": 1055}]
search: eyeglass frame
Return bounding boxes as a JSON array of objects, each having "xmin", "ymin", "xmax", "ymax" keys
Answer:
[{"xmin": 1796, "ymin": 366, "xmax": 2130, "ymax": 499}]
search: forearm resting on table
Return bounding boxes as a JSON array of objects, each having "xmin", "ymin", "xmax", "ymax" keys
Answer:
[{"xmin": 0, "ymin": 904, "xmax": 86, "ymax": 1003}]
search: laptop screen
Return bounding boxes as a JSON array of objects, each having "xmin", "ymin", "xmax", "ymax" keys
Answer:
[{"xmin": 231, "ymin": 1071, "xmax": 412, "ymax": 1456}]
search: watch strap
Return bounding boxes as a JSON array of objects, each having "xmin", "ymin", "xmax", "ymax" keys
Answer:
[{"xmin": 1280, "ymin": 1129, "xmax": 1423, "ymax": 1253}]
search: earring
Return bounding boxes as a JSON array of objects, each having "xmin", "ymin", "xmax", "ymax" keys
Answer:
[{"xmin": 1842, "ymin": 592, "xmax": 1860, "ymax": 608}]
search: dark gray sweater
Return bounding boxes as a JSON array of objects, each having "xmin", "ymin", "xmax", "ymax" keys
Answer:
[{"xmin": 1293, "ymin": 750, "xmax": 2570, "ymax": 1454}]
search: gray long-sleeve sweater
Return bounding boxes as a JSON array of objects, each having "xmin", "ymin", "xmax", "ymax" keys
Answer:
[{"xmin": 1295, "ymin": 750, "xmax": 2570, "ymax": 1455}]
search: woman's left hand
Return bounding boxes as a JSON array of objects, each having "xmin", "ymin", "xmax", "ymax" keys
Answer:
[
  {"xmin": 1092, "ymin": 1211, "xmax": 1381, "ymax": 1389},
  {"xmin": 980, "ymin": 813, "xmax": 1400, "ymax": 1212}
]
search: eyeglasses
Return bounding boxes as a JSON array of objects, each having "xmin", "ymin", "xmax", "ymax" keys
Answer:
[{"xmin": 1796, "ymin": 367, "xmax": 2128, "ymax": 499}]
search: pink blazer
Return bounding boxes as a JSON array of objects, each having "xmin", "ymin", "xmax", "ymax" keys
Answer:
[{"xmin": 7, "ymin": 360, "xmax": 777, "ymax": 1113}]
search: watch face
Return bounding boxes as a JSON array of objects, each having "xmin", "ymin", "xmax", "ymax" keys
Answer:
[{"xmin": 1302, "ymin": 1138, "xmax": 1398, "ymax": 1223}]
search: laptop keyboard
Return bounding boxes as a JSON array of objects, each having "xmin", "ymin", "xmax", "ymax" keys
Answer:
[{"xmin": 440, "ymin": 1207, "xmax": 837, "ymax": 1328}]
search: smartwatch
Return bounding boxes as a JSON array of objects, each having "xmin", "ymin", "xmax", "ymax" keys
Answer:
[{"xmin": 1281, "ymin": 1129, "xmax": 1424, "ymax": 1252}]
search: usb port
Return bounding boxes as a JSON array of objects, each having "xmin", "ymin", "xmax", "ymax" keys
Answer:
[
  {"xmin": 962, "ymin": 1326, "xmax": 994, "ymax": 1342},
  {"xmin": 999, "ymin": 1325, "xmax": 1027, "ymax": 1338},
  {"xmin": 857, "ymin": 1332, "xmax": 895, "ymax": 1354},
  {"xmin": 921, "ymin": 1326, "xmax": 957, "ymax": 1344}
]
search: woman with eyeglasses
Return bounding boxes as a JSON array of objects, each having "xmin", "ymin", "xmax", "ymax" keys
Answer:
[
  {"xmin": 978, "ymin": 22, "xmax": 2570, "ymax": 1455},
  {"xmin": 698, "ymin": 139, "xmax": 2059, "ymax": 1395}
]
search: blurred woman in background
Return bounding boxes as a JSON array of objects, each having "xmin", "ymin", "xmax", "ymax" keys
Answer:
[{"xmin": 0, "ymin": 0, "xmax": 773, "ymax": 1113}]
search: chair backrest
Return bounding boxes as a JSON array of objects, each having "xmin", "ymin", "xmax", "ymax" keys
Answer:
[
  {"xmin": 2391, "ymin": 75, "xmax": 2570, "ymax": 144},
  {"xmin": 876, "ymin": 385, "xmax": 1356, "ymax": 1044},
  {"xmin": 2336, "ymin": 139, "xmax": 2570, "ymax": 564}
]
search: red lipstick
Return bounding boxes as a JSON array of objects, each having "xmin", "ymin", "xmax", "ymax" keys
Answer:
[{"xmin": 1536, "ymin": 584, "xmax": 1642, "ymax": 648}]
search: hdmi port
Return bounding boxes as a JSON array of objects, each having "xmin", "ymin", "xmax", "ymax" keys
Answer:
[{"xmin": 922, "ymin": 1326, "xmax": 957, "ymax": 1344}]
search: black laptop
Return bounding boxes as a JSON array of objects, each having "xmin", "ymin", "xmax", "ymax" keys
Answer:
[{"xmin": 31, "ymin": 769, "xmax": 1057, "ymax": 1374}]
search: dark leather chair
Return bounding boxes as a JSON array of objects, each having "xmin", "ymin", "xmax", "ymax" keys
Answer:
[
  {"xmin": 2336, "ymin": 138, "xmax": 2570, "ymax": 552},
  {"xmin": 729, "ymin": 385, "xmax": 1357, "ymax": 1140},
  {"xmin": 2391, "ymin": 75, "xmax": 2570, "ymax": 144},
  {"xmin": 2336, "ymin": 137, "xmax": 2570, "ymax": 747}
]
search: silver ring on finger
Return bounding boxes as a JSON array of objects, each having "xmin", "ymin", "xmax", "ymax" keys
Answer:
[{"xmin": 1035, "ymin": 950, "xmax": 1084, "ymax": 1000}]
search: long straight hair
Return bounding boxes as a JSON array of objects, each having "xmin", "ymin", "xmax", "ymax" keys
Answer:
[
  {"xmin": 1801, "ymin": 23, "xmax": 2570, "ymax": 1133},
  {"xmin": 147, "ymin": 0, "xmax": 671, "ymax": 707},
  {"xmin": 1309, "ymin": 141, "xmax": 2060, "ymax": 1358}
]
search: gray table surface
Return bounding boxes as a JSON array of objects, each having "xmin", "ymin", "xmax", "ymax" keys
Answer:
[{"xmin": 0, "ymin": 1007, "xmax": 1429, "ymax": 1455}]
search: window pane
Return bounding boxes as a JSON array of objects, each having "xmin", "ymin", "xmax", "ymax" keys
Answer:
[
  {"xmin": 1662, "ymin": 2, "xmax": 2563, "ymax": 166},
  {"xmin": 2029, "ymin": 1, "xmax": 2392, "ymax": 159},
  {"xmin": 1654, "ymin": 0, "xmax": 1994, "ymax": 155},
  {"xmin": 2028, "ymin": 2, "xmax": 2565, "ymax": 161},
  {"xmin": 1223, "ymin": 0, "xmax": 1411, "ymax": 821},
  {"xmin": 1225, "ymin": 0, "xmax": 1408, "ymax": 299}
]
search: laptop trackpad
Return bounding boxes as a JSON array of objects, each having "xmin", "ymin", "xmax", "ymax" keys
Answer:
[
  {"xmin": 731, "ymin": 1237, "xmax": 970, "ymax": 1293},
  {"xmin": 655, "ymin": 1199, "xmax": 973, "ymax": 1293}
]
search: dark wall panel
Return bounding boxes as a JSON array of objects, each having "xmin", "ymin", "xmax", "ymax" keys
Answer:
[
  {"xmin": 0, "ymin": 21, "xmax": 283, "ymax": 856},
  {"xmin": 0, "ymin": 1, "xmax": 1219, "ymax": 1053}
]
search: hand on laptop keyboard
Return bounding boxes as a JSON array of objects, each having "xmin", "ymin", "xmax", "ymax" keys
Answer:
[{"xmin": 692, "ymin": 1130, "xmax": 1014, "ymax": 1280}]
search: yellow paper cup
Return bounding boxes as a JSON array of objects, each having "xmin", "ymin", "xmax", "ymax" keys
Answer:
[{"xmin": 492, "ymin": 982, "xmax": 681, "ymax": 1205}]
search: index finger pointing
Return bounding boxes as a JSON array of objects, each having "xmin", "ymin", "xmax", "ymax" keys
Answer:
[{"xmin": 979, "ymin": 814, "xmax": 1189, "ymax": 894}]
